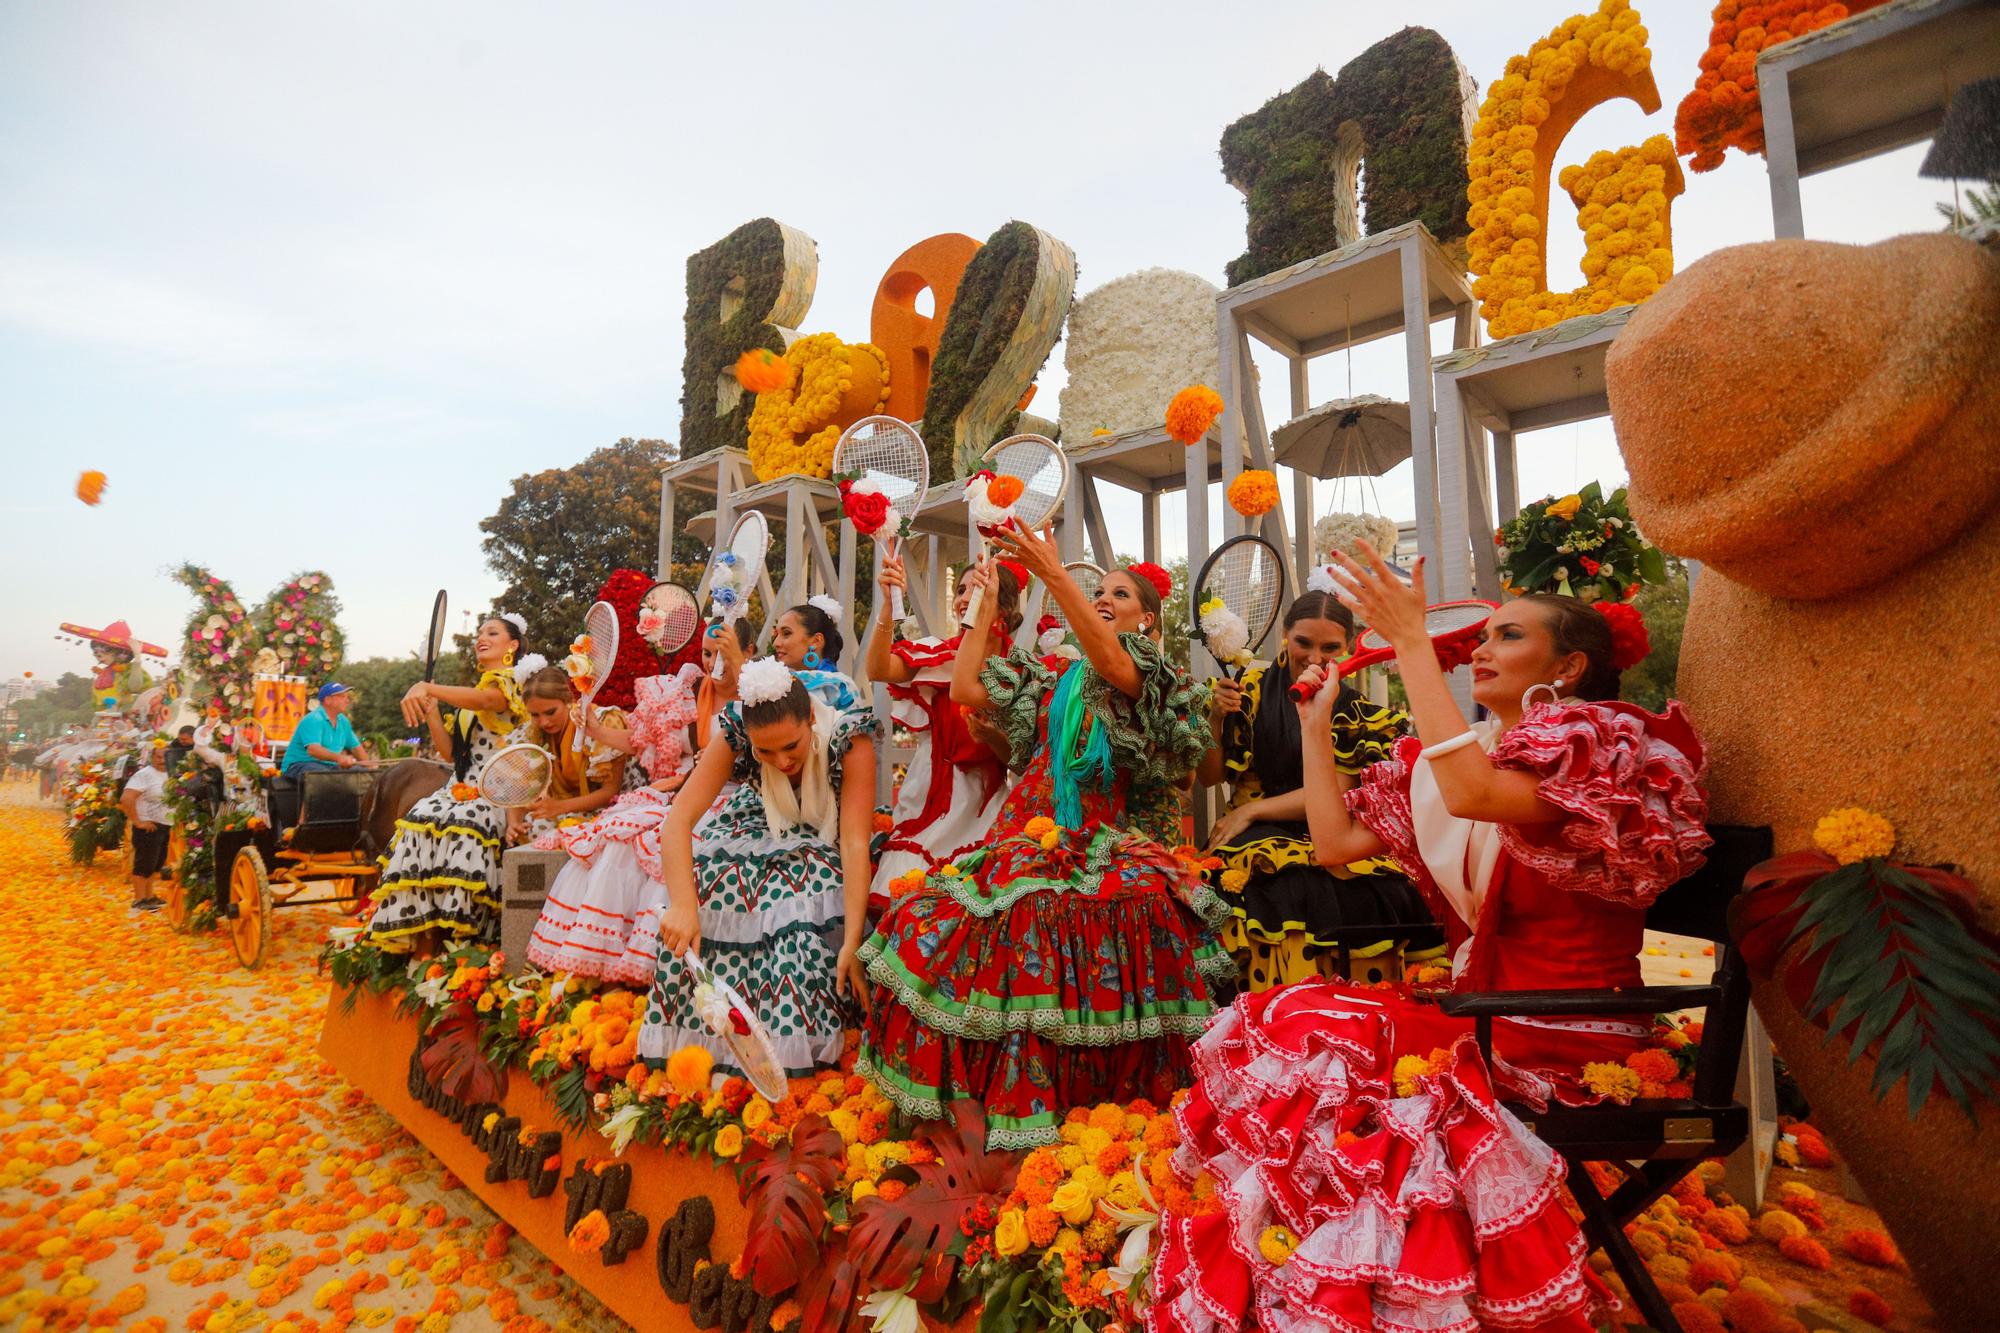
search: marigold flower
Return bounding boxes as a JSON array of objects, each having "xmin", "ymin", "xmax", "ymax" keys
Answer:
[
  {"xmin": 565, "ymin": 1210, "xmax": 610, "ymax": 1255},
  {"xmin": 1226, "ymin": 469, "xmax": 1280, "ymax": 519},
  {"xmin": 1581, "ymin": 1061, "xmax": 1642, "ymax": 1103},
  {"xmin": 1257, "ymin": 1225, "xmax": 1299, "ymax": 1266},
  {"xmin": 1811, "ymin": 807, "xmax": 1896, "ymax": 865},
  {"xmin": 665, "ymin": 1045, "xmax": 714, "ymax": 1095},
  {"xmin": 1165, "ymin": 385, "xmax": 1225, "ymax": 445},
  {"xmin": 987, "ymin": 475, "xmax": 1026, "ymax": 508},
  {"xmin": 735, "ymin": 348, "xmax": 794, "ymax": 395}
]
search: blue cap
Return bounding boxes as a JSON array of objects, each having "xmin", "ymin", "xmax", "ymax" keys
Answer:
[{"xmin": 317, "ymin": 682, "xmax": 351, "ymax": 702}]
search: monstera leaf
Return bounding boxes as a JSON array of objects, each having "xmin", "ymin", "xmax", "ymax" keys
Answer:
[
  {"xmin": 795, "ymin": 1233, "xmax": 865, "ymax": 1333},
  {"xmin": 419, "ymin": 1006, "xmax": 509, "ymax": 1103},
  {"xmin": 738, "ymin": 1113, "xmax": 847, "ymax": 1298},
  {"xmin": 847, "ymin": 1099, "xmax": 1023, "ymax": 1296}
]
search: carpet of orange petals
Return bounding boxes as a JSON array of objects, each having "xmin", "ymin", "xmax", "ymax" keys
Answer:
[{"xmin": 0, "ymin": 790, "xmax": 610, "ymax": 1333}]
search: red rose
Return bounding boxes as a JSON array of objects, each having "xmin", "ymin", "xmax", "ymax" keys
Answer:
[
  {"xmin": 844, "ymin": 488, "xmax": 891, "ymax": 535},
  {"xmin": 1579, "ymin": 556, "xmax": 1600, "ymax": 575}
]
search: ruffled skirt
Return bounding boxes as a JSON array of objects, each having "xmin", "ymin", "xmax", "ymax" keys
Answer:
[
  {"xmin": 859, "ymin": 826, "xmax": 1229, "ymax": 1149},
  {"xmin": 636, "ymin": 786, "xmax": 851, "ymax": 1075},
  {"xmin": 367, "ymin": 790, "xmax": 506, "ymax": 943},
  {"xmin": 526, "ymin": 789, "xmax": 675, "ymax": 984},
  {"xmin": 1150, "ymin": 981, "xmax": 1605, "ymax": 1333},
  {"xmin": 870, "ymin": 745, "xmax": 1010, "ymax": 908}
]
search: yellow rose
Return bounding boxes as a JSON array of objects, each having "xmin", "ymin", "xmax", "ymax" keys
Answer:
[
  {"xmin": 742, "ymin": 1097, "xmax": 773, "ymax": 1130},
  {"xmin": 1051, "ymin": 1178, "xmax": 1095, "ymax": 1227},
  {"xmin": 994, "ymin": 1208, "xmax": 1030, "ymax": 1258},
  {"xmin": 713, "ymin": 1125, "xmax": 744, "ymax": 1159},
  {"xmin": 1545, "ymin": 494, "xmax": 1583, "ymax": 522}
]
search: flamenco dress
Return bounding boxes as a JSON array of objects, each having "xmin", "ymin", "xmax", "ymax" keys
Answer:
[
  {"xmin": 1210, "ymin": 667, "xmax": 1438, "ymax": 992},
  {"xmin": 870, "ymin": 634, "xmax": 1011, "ymax": 907},
  {"xmin": 366, "ymin": 668, "xmax": 529, "ymax": 944},
  {"xmin": 637, "ymin": 670, "xmax": 874, "ymax": 1074},
  {"xmin": 1150, "ymin": 700, "xmax": 1712, "ymax": 1333},
  {"xmin": 527, "ymin": 674, "xmax": 699, "ymax": 982},
  {"xmin": 859, "ymin": 634, "xmax": 1230, "ymax": 1150}
]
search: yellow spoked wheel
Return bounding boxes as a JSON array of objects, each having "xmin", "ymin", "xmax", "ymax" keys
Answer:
[
  {"xmin": 229, "ymin": 847, "xmax": 273, "ymax": 970},
  {"xmin": 166, "ymin": 824, "xmax": 187, "ymax": 881},
  {"xmin": 164, "ymin": 865, "xmax": 192, "ymax": 932}
]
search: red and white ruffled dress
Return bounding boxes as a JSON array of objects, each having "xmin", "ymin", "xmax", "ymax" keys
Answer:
[
  {"xmin": 526, "ymin": 667, "xmax": 702, "ymax": 984},
  {"xmin": 1151, "ymin": 700, "xmax": 1711, "ymax": 1333},
  {"xmin": 869, "ymin": 635, "xmax": 1010, "ymax": 907}
]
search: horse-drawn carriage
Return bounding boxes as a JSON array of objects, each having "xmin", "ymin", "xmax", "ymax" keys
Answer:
[{"xmin": 164, "ymin": 760, "xmax": 445, "ymax": 968}]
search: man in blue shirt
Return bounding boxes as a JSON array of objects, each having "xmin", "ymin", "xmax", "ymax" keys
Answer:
[{"xmin": 282, "ymin": 682, "xmax": 369, "ymax": 775}]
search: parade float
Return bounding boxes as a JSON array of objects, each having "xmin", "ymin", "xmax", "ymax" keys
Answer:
[{"xmin": 312, "ymin": 3, "xmax": 2000, "ymax": 1331}]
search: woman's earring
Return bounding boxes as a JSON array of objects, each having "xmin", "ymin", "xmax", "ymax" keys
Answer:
[
  {"xmin": 503, "ymin": 651, "xmax": 516, "ymax": 668},
  {"xmin": 1521, "ymin": 681, "xmax": 1562, "ymax": 711},
  {"xmin": 1552, "ymin": 677, "xmax": 1565, "ymax": 693},
  {"xmin": 802, "ymin": 647, "xmax": 823, "ymax": 671}
]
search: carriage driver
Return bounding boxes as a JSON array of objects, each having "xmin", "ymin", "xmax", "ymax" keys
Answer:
[{"xmin": 282, "ymin": 682, "xmax": 370, "ymax": 775}]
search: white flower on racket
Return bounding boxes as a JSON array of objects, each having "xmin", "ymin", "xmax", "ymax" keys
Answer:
[
  {"xmin": 1036, "ymin": 625, "xmax": 1067, "ymax": 655},
  {"xmin": 561, "ymin": 651, "xmax": 593, "ymax": 681},
  {"xmin": 1198, "ymin": 596, "xmax": 1252, "ymax": 665},
  {"xmin": 964, "ymin": 473, "xmax": 1017, "ymax": 531}
]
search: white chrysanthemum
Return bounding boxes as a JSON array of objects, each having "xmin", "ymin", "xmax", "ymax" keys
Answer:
[
  {"xmin": 807, "ymin": 594, "xmax": 842, "ymax": 619},
  {"xmin": 1314, "ymin": 512, "xmax": 1400, "ymax": 563},
  {"xmin": 1199, "ymin": 602, "xmax": 1250, "ymax": 664},
  {"xmin": 1059, "ymin": 269, "xmax": 1222, "ymax": 441},
  {"xmin": 737, "ymin": 657, "xmax": 794, "ymax": 707},
  {"xmin": 511, "ymin": 652, "xmax": 549, "ymax": 684}
]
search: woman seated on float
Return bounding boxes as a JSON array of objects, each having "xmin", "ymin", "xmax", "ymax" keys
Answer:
[
  {"xmin": 638, "ymin": 657, "xmax": 877, "ymax": 1077},
  {"xmin": 864, "ymin": 552, "xmax": 1022, "ymax": 907},
  {"xmin": 858, "ymin": 531, "xmax": 1227, "ymax": 1150},
  {"xmin": 526, "ymin": 622, "xmax": 748, "ymax": 984},
  {"xmin": 368, "ymin": 614, "xmax": 533, "ymax": 945},
  {"xmin": 503, "ymin": 664, "xmax": 627, "ymax": 846},
  {"xmin": 1152, "ymin": 546, "xmax": 1710, "ymax": 1333},
  {"xmin": 1196, "ymin": 577, "xmax": 1436, "ymax": 992}
]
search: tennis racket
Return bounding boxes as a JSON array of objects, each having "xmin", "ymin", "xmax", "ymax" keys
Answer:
[
  {"xmin": 638, "ymin": 581, "xmax": 702, "ymax": 657},
  {"xmin": 1191, "ymin": 535, "xmax": 1284, "ymax": 681},
  {"xmin": 832, "ymin": 415, "xmax": 929, "ymax": 624},
  {"xmin": 1291, "ymin": 600, "xmax": 1498, "ymax": 702},
  {"xmin": 709, "ymin": 511, "xmax": 770, "ymax": 679},
  {"xmin": 477, "ymin": 742, "xmax": 554, "ymax": 807},
  {"xmin": 1051, "ymin": 560, "xmax": 1104, "ymax": 634},
  {"xmin": 964, "ymin": 433, "xmax": 1069, "ymax": 627},
  {"xmin": 421, "ymin": 590, "xmax": 448, "ymax": 684},
  {"xmin": 570, "ymin": 600, "xmax": 619, "ymax": 753},
  {"xmin": 684, "ymin": 950, "xmax": 788, "ymax": 1101}
]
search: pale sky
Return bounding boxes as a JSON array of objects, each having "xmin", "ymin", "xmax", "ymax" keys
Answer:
[{"xmin": 0, "ymin": 1, "xmax": 1961, "ymax": 682}]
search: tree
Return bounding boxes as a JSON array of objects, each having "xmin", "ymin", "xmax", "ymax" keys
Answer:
[
  {"xmin": 1619, "ymin": 573, "xmax": 1688, "ymax": 712},
  {"xmin": 339, "ymin": 656, "xmax": 427, "ymax": 742},
  {"xmin": 17, "ymin": 673, "xmax": 97, "ymax": 742},
  {"xmin": 1936, "ymin": 181, "xmax": 2000, "ymax": 229},
  {"xmin": 479, "ymin": 438, "xmax": 675, "ymax": 654}
]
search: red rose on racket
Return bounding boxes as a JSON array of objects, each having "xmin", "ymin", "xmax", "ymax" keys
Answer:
[{"xmin": 845, "ymin": 488, "xmax": 891, "ymax": 535}]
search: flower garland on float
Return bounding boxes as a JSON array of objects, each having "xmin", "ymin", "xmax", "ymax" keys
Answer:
[
  {"xmin": 745, "ymin": 333, "xmax": 891, "ymax": 482},
  {"xmin": 257, "ymin": 572, "xmax": 345, "ymax": 679},
  {"xmin": 1496, "ymin": 479, "xmax": 1667, "ymax": 601},
  {"xmin": 1674, "ymin": 1, "xmax": 1888, "ymax": 173}
]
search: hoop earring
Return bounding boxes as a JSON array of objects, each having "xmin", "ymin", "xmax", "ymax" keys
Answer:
[
  {"xmin": 503, "ymin": 650, "xmax": 516, "ymax": 668},
  {"xmin": 802, "ymin": 648, "xmax": 823, "ymax": 671},
  {"xmin": 1521, "ymin": 681, "xmax": 1562, "ymax": 712}
]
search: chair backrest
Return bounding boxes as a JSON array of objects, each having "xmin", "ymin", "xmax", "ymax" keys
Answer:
[
  {"xmin": 293, "ymin": 770, "xmax": 375, "ymax": 849},
  {"xmin": 1645, "ymin": 824, "xmax": 1773, "ymax": 1104}
]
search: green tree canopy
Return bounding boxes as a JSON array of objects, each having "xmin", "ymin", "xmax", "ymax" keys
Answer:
[
  {"xmin": 16, "ymin": 673, "xmax": 96, "ymax": 742},
  {"xmin": 479, "ymin": 437, "xmax": 674, "ymax": 654}
]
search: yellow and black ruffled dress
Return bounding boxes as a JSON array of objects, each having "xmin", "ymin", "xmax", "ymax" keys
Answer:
[{"xmin": 1209, "ymin": 665, "xmax": 1442, "ymax": 992}]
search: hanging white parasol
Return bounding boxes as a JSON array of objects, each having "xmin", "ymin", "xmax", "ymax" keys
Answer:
[{"xmin": 1270, "ymin": 395, "xmax": 1413, "ymax": 480}]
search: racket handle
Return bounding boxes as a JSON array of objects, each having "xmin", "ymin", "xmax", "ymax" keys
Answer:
[
  {"xmin": 961, "ymin": 538, "xmax": 990, "ymax": 628},
  {"xmin": 1288, "ymin": 675, "xmax": 1324, "ymax": 703},
  {"xmin": 890, "ymin": 585, "xmax": 905, "ymax": 623},
  {"xmin": 1291, "ymin": 646, "xmax": 1391, "ymax": 699}
]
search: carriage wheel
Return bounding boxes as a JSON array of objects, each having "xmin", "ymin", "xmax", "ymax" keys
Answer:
[
  {"xmin": 165, "ymin": 825, "xmax": 187, "ymax": 882},
  {"xmin": 164, "ymin": 865, "xmax": 192, "ymax": 932},
  {"xmin": 229, "ymin": 847, "xmax": 273, "ymax": 970}
]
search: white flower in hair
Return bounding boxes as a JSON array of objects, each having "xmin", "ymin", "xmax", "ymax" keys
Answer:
[
  {"xmin": 1036, "ymin": 625, "xmax": 1067, "ymax": 655},
  {"xmin": 737, "ymin": 658, "xmax": 795, "ymax": 707},
  {"xmin": 1306, "ymin": 566, "xmax": 1339, "ymax": 595},
  {"xmin": 511, "ymin": 653, "xmax": 549, "ymax": 685},
  {"xmin": 499, "ymin": 612, "xmax": 528, "ymax": 637},
  {"xmin": 807, "ymin": 594, "xmax": 842, "ymax": 620}
]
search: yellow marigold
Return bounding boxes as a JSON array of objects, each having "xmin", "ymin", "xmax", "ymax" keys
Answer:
[
  {"xmin": 1545, "ymin": 494, "xmax": 1584, "ymax": 522},
  {"xmin": 1257, "ymin": 1224, "xmax": 1299, "ymax": 1266},
  {"xmin": 1165, "ymin": 385, "xmax": 1225, "ymax": 445},
  {"xmin": 1227, "ymin": 469, "xmax": 1280, "ymax": 519},
  {"xmin": 994, "ymin": 1208, "xmax": 1030, "ymax": 1258},
  {"xmin": 1756, "ymin": 1209, "xmax": 1807, "ymax": 1243},
  {"xmin": 1052, "ymin": 1179, "xmax": 1095, "ymax": 1227},
  {"xmin": 1812, "ymin": 808, "xmax": 1896, "ymax": 866},
  {"xmin": 742, "ymin": 1097, "xmax": 773, "ymax": 1130},
  {"xmin": 713, "ymin": 1125, "xmax": 745, "ymax": 1159},
  {"xmin": 1023, "ymin": 816, "xmax": 1057, "ymax": 841},
  {"xmin": 851, "ymin": 1179, "xmax": 877, "ymax": 1205},
  {"xmin": 1392, "ymin": 1052, "xmax": 1440, "ymax": 1099},
  {"xmin": 1220, "ymin": 867, "xmax": 1250, "ymax": 893},
  {"xmin": 1582, "ymin": 1061, "xmax": 1643, "ymax": 1104},
  {"xmin": 665, "ymin": 1045, "xmax": 714, "ymax": 1095}
]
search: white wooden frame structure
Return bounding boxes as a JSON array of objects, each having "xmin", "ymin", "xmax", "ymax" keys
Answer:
[
  {"xmin": 1206, "ymin": 221, "xmax": 1479, "ymax": 675},
  {"xmin": 1760, "ymin": 0, "xmax": 2000, "ymax": 239}
]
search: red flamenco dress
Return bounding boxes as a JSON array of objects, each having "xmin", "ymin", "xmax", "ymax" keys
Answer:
[
  {"xmin": 1150, "ymin": 700, "xmax": 1711, "ymax": 1333},
  {"xmin": 859, "ymin": 633, "xmax": 1231, "ymax": 1150}
]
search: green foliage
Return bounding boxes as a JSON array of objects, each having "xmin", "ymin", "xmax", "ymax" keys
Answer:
[
  {"xmin": 1936, "ymin": 181, "xmax": 2000, "ymax": 228},
  {"xmin": 1620, "ymin": 573, "xmax": 1688, "ymax": 712},
  {"xmin": 478, "ymin": 437, "xmax": 674, "ymax": 655},
  {"xmin": 16, "ymin": 672, "xmax": 96, "ymax": 742},
  {"xmin": 340, "ymin": 656, "xmax": 427, "ymax": 740},
  {"xmin": 1498, "ymin": 480, "xmax": 1667, "ymax": 602},
  {"xmin": 679, "ymin": 219, "xmax": 806, "ymax": 460},
  {"xmin": 921, "ymin": 221, "xmax": 1068, "ymax": 480},
  {"xmin": 1221, "ymin": 27, "xmax": 1472, "ymax": 287}
]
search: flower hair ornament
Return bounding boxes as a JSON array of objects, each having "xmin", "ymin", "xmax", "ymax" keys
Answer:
[
  {"xmin": 511, "ymin": 652, "xmax": 550, "ymax": 685},
  {"xmin": 736, "ymin": 657, "xmax": 796, "ymax": 708},
  {"xmin": 996, "ymin": 558, "xmax": 1031, "ymax": 591},
  {"xmin": 1305, "ymin": 565, "xmax": 1340, "ymax": 596},
  {"xmin": 807, "ymin": 594, "xmax": 842, "ymax": 620},
  {"xmin": 498, "ymin": 612, "xmax": 528, "ymax": 638},
  {"xmin": 1595, "ymin": 600, "xmax": 1651, "ymax": 671},
  {"xmin": 1128, "ymin": 562, "xmax": 1174, "ymax": 601}
]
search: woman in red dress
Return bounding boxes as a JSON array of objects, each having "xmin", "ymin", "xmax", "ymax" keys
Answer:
[{"xmin": 1151, "ymin": 545, "xmax": 1710, "ymax": 1333}]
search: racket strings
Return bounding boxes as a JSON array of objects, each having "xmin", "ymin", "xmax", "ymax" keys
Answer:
[
  {"xmin": 989, "ymin": 438, "xmax": 1067, "ymax": 526},
  {"xmin": 480, "ymin": 749, "xmax": 551, "ymax": 806},
  {"xmin": 833, "ymin": 420, "xmax": 929, "ymax": 505},
  {"xmin": 582, "ymin": 603, "xmax": 619, "ymax": 680},
  {"xmin": 1200, "ymin": 545, "xmax": 1283, "ymax": 646}
]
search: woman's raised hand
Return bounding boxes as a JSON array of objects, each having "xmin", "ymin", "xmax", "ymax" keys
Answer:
[
  {"xmin": 400, "ymin": 681, "xmax": 430, "ymax": 729},
  {"xmin": 1329, "ymin": 542, "xmax": 1428, "ymax": 650},
  {"xmin": 877, "ymin": 548, "xmax": 908, "ymax": 603},
  {"xmin": 989, "ymin": 521, "xmax": 1064, "ymax": 583},
  {"xmin": 1293, "ymin": 664, "xmax": 1338, "ymax": 724}
]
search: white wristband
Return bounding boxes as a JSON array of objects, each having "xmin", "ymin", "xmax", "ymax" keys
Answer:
[{"xmin": 1422, "ymin": 729, "xmax": 1482, "ymax": 759}]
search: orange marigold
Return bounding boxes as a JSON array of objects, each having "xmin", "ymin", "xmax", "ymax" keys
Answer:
[
  {"xmin": 1166, "ymin": 385, "xmax": 1225, "ymax": 445},
  {"xmin": 1025, "ymin": 1205, "xmax": 1060, "ymax": 1248},
  {"xmin": 1848, "ymin": 1289, "xmax": 1894, "ymax": 1327},
  {"xmin": 987, "ymin": 475, "xmax": 1026, "ymax": 508},
  {"xmin": 1777, "ymin": 1234, "xmax": 1832, "ymax": 1270},
  {"xmin": 1839, "ymin": 1228, "xmax": 1901, "ymax": 1267},
  {"xmin": 1626, "ymin": 1048, "xmax": 1679, "ymax": 1085},
  {"xmin": 566, "ymin": 1210, "xmax": 610, "ymax": 1255},
  {"xmin": 1226, "ymin": 469, "xmax": 1279, "ymax": 519},
  {"xmin": 735, "ymin": 348, "xmax": 794, "ymax": 395}
]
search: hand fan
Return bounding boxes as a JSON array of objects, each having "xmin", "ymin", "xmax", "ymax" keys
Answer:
[
  {"xmin": 1291, "ymin": 600, "xmax": 1498, "ymax": 701},
  {"xmin": 683, "ymin": 950, "xmax": 787, "ymax": 1101},
  {"xmin": 1051, "ymin": 560, "xmax": 1104, "ymax": 633},
  {"xmin": 1191, "ymin": 535, "xmax": 1284, "ymax": 681},
  {"xmin": 708, "ymin": 511, "xmax": 770, "ymax": 679},
  {"xmin": 421, "ymin": 590, "xmax": 448, "ymax": 684},
  {"xmin": 568, "ymin": 600, "xmax": 619, "ymax": 752},
  {"xmin": 476, "ymin": 742, "xmax": 554, "ymax": 807},
  {"xmin": 832, "ymin": 415, "xmax": 929, "ymax": 623},
  {"xmin": 963, "ymin": 433, "xmax": 1069, "ymax": 626},
  {"xmin": 637, "ymin": 580, "xmax": 702, "ymax": 657}
]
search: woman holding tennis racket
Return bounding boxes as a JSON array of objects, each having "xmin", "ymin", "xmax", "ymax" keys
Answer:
[
  {"xmin": 858, "ymin": 527, "xmax": 1229, "ymax": 1150},
  {"xmin": 1195, "ymin": 579, "xmax": 1437, "ymax": 993},
  {"xmin": 635, "ymin": 658, "xmax": 877, "ymax": 1079},
  {"xmin": 368, "ymin": 614, "xmax": 534, "ymax": 945},
  {"xmin": 1152, "ymin": 546, "xmax": 1709, "ymax": 1333},
  {"xmin": 863, "ymin": 552, "xmax": 1023, "ymax": 906},
  {"xmin": 502, "ymin": 666, "xmax": 628, "ymax": 846}
]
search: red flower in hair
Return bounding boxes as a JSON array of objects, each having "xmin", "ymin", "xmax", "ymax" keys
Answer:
[
  {"xmin": 1128, "ymin": 562, "xmax": 1173, "ymax": 600},
  {"xmin": 1595, "ymin": 600, "xmax": 1650, "ymax": 672},
  {"xmin": 996, "ymin": 558, "xmax": 1030, "ymax": 591}
]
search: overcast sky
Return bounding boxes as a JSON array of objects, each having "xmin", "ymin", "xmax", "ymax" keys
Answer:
[{"xmin": 0, "ymin": 1, "xmax": 1959, "ymax": 683}]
